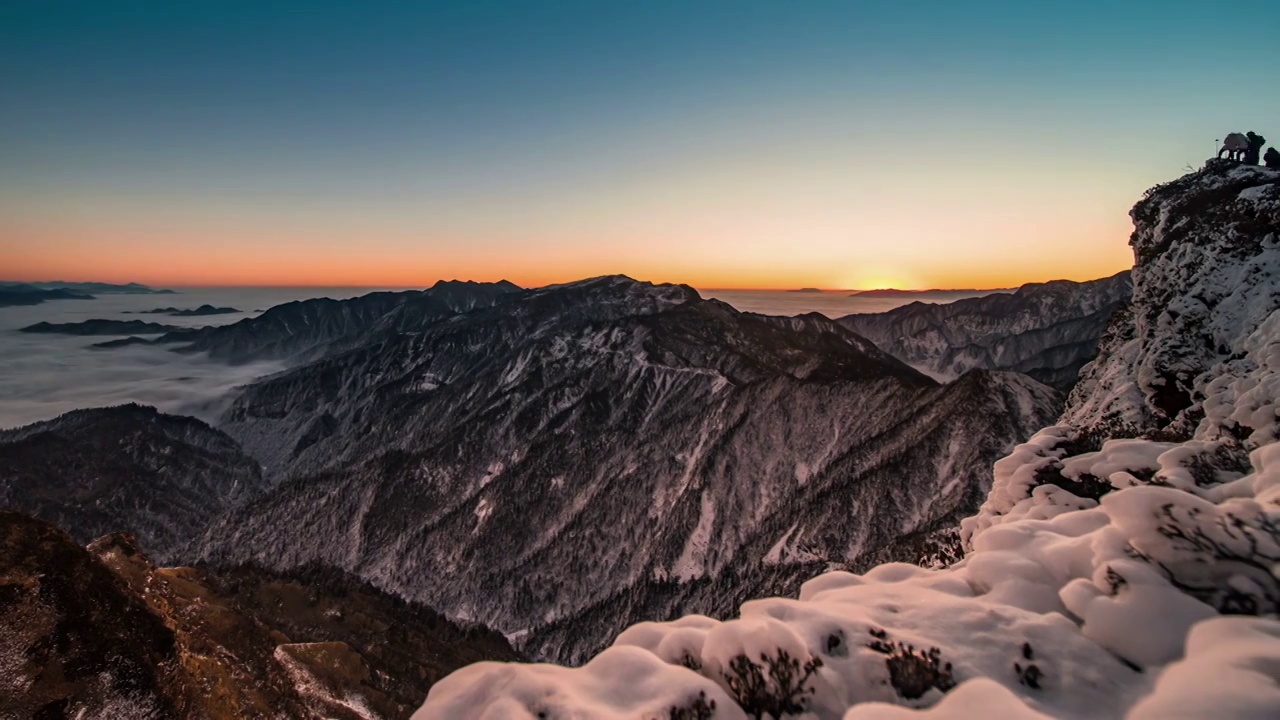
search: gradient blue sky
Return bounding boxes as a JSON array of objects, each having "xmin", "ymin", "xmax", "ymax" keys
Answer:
[{"xmin": 2, "ymin": 1, "xmax": 1277, "ymax": 288}]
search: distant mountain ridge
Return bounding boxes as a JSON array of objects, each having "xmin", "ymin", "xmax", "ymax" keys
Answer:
[
  {"xmin": 840, "ymin": 271, "xmax": 1132, "ymax": 391},
  {"xmin": 129, "ymin": 304, "xmax": 241, "ymax": 316},
  {"xmin": 850, "ymin": 287, "xmax": 1012, "ymax": 297},
  {"xmin": 0, "ymin": 279, "xmax": 173, "ymax": 307},
  {"xmin": 0, "ymin": 280, "xmax": 175, "ymax": 294},
  {"xmin": 0, "ymin": 404, "xmax": 265, "ymax": 560},
  {"xmin": 0, "ymin": 286, "xmax": 95, "ymax": 307},
  {"xmin": 20, "ymin": 319, "xmax": 187, "ymax": 335},
  {"xmin": 153, "ymin": 278, "xmax": 526, "ymax": 365}
]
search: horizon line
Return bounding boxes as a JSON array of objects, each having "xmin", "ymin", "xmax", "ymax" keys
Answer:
[
  {"xmin": 35, "ymin": 282, "xmax": 1028, "ymax": 292},
  {"xmin": 5, "ymin": 269, "xmax": 1130, "ymax": 293}
]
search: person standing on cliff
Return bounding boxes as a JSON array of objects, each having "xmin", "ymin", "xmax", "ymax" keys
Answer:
[{"xmin": 1244, "ymin": 132, "xmax": 1266, "ymax": 165}]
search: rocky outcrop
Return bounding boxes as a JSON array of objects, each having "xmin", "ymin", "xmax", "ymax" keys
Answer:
[
  {"xmin": 840, "ymin": 272, "xmax": 1132, "ymax": 392},
  {"xmin": 0, "ymin": 513, "xmax": 182, "ymax": 719},
  {"xmin": 1064, "ymin": 160, "xmax": 1280, "ymax": 440},
  {"xmin": 0, "ymin": 512, "xmax": 521, "ymax": 719}
]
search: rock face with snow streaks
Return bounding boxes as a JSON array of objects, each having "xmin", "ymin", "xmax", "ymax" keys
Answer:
[
  {"xmin": 1064, "ymin": 160, "xmax": 1280, "ymax": 441},
  {"xmin": 194, "ymin": 275, "xmax": 1060, "ymax": 663},
  {"xmin": 840, "ymin": 271, "xmax": 1133, "ymax": 393},
  {"xmin": 413, "ymin": 162, "xmax": 1280, "ymax": 719}
]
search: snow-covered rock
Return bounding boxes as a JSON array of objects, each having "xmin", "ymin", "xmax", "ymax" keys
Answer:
[
  {"xmin": 413, "ymin": 162, "xmax": 1280, "ymax": 718},
  {"xmin": 1064, "ymin": 160, "xmax": 1280, "ymax": 440}
]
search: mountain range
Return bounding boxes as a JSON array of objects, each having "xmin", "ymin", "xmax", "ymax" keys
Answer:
[
  {"xmin": 3, "ymin": 273, "xmax": 1065, "ymax": 670},
  {"xmin": 0, "ymin": 280, "xmax": 175, "ymax": 294},
  {"xmin": 841, "ymin": 271, "xmax": 1132, "ymax": 392},
  {"xmin": 188, "ymin": 277, "xmax": 1059, "ymax": 661}
]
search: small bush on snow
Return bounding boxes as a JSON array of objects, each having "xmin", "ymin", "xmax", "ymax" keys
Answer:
[
  {"xmin": 721, "ymin": 649, "xmax": 823, "ymax": 720},
  {"xmin": 665, "ymin": 691, "xmax": 717, "ymax": 720}
]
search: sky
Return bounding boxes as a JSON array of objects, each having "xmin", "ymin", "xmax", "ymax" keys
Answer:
[{"xmin": 1, "ymin": 1, "xmax": 1277, "ymax": 290}]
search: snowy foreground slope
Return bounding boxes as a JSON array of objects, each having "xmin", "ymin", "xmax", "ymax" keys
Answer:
[{"xmin": 415, "ymin": 161, "xmax": 1280, "ymax": 719}]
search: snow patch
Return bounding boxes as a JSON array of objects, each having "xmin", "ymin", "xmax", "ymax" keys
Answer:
[
  {"xmin": 672, "ymin": 492, "xmax": 716, "ymax": 581},
  {"xmin": 473, "ymin": 498, "xmax": 494, "ymax": 532}
]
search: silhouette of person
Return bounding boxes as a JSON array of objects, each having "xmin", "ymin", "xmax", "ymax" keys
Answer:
[
  {"xmin": 1244, "ymin": 132, "xmax": 1266, "ymax": 165},
  {"xmin": 1265, "ymin": 147, "xmax": 1280, "ymax": 169}
]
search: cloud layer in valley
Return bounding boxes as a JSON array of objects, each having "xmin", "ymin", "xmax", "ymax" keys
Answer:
[{"xmin": 0, "ymin": 288, "xmax": 360, "ymax": 429}]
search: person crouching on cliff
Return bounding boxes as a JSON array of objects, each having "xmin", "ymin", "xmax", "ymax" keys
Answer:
[{"xmin": 1265, "ymin": 147, "xmax": 1280, "ymax": 169}]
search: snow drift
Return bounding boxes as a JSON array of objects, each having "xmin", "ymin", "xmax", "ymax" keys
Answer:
[{"xmin": 414, "ymin": 161, "xmax": 1280, "ymax": 718}]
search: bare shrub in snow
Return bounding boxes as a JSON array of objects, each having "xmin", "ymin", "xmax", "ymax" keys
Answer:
[
  {"xmin": 678, "ymin": 652, "xmax": 703, "ymax": 672},
  {"xmin": 865, "ymin": 632, "xmax": 957, "ymax": 701},
  {"xmin": 1013, "ymin": 642, "xmax": 1044, "ymax": 690},
  {"xmin": 1113, "ymin": 490, "xmax": 1280, "ymax": 615},
  {"xmin": 665, "ymin": 691, "xmax": 717, "ymax": 720},
  {"xmin": 720, "ymin": 650, "xmax": 822, "ymax": 720}
]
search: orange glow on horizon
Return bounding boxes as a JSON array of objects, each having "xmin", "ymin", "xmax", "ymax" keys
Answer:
[
  {"xmin": 0, "ymin": 250, "xmax": 1129, "ymax": 292},
  {"xmin": 0, "ymin": 202, "xmax": 1135, "ymax": 292}
]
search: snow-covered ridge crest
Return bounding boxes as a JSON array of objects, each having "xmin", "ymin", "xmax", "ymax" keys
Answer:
[
  {"xmin": 1064, "ymin": 159, "xmax": 1280, "ymax": 441},
  {"xmin": 414, "ymin": 162, "xmax": 1280, "ymax": 718}
]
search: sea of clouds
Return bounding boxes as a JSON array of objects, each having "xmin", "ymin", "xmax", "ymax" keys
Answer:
[{"xmin": 0, "ymin": 288, "xmax": 375, "ymax": 429}]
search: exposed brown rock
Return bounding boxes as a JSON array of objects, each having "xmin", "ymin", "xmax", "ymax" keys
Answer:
[{"xmin": 1, "ymin": 512, "xmax": 521, "ymax": 719}]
